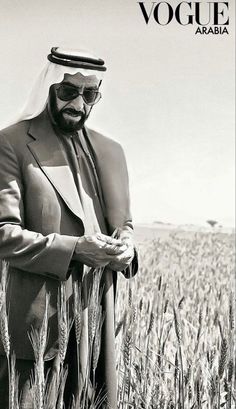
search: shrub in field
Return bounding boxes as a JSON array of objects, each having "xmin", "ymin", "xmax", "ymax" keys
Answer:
[{"xmin": 206, "ymin": 220, "xmax": 218, "ymax": 228}]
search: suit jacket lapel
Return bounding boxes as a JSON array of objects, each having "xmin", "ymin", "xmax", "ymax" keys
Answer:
[{"xmin": 27, "ymin": 109, "xmax": 85, "ymax": 223}]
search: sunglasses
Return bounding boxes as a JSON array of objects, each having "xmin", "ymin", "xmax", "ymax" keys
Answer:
[{"xmin": 57, "ymin": 83, "xmax": 102, "ymax": 106}]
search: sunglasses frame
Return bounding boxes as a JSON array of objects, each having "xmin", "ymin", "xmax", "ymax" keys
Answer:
[{"xmin": 56, "ymin": 83, "xmax": 102, "ymax": 106}]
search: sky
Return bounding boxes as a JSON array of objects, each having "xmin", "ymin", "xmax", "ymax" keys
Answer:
[{"xmin": 0, "ymin": 0, "xmax": 235, "ymax": 227}]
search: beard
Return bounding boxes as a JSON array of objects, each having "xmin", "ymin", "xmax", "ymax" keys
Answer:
[
  {"xmin": 56, "ymin": 108, "xmax": 88, "ymax": 132},
  {"xmin": 48, "ymin": 87, "xmax": 90, "ymax": 133}
]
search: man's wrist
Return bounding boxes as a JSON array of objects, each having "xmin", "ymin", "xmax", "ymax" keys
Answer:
[{"xmin": 72, "ymin": 236, "xmax": 84, "ymax": 261}]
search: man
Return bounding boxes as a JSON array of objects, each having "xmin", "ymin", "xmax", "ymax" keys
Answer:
[{"xmin": 0, "ymin": 47, "xmax": 137, "ymax": 408}]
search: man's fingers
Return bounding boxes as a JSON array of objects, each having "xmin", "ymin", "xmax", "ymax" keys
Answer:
[
  {"xmin": 94, "ymin": 234, "xmax": 128, "ymax": 255},
  {"xmin": 115, "ymin": 245, "xmax": 134, "ymax": 259},
  {"xmin": 96, "ymin": 239, "xmax": 127, "ymax": 254},
  {"xmin": 98, "ymin": 253, "xmax": 123, "ymax": 262},
  {"xmin": 96, "ymin": 233, "xmax": 123, "ymax": 246},
  {"xmin": 74, "ymin": 234, "xmax": 133, "ymax": 269},
  {"xmin": 108, "ymin": 263, "xmax": 120, "ymax": 271},
  {"xmin": 105, "ymin": 244, "xmax": 128, "ymax": 255}
]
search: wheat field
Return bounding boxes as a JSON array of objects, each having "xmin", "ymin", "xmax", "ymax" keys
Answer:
[
  {"xmin": 0, "ymin": 227, "xmax": 235, "ymax": 408},
  {"xmin": 115, "ymin": 227, "xmax": 235, "ymax": 408}
]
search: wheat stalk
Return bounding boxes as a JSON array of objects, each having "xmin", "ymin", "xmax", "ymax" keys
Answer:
[
  {"xmin": 173, "ymin": 307, "xmax": 182, "ymax": 345},
  {"xmin": 58, "ymin": 283, "xmax": 70, "ymax": 364},
  {"xmin": 28, "ymin": 293, "xmax": 51, "ymax": 409},
  {"xmin": 147, "ymin": 311, "xmax": 154, "ymax": 336},
  {"xmin": 218, "ymin": 337, "xmax": 228, "ymax": 379},
  {"xmin": 56, "ymin": 365, "xmax": 68, "ymax": 409},
  {"xmin": 0, "ymin": 287, "xmax": 4, "ymax": 313},
  {"xmin": 139, "ymin": 298, "xmax": 143, "ymax": 313},
  {"xmin": 229, "ymin": 293, "xmax": 235, "ymax": 331},
  {"xmin": 122, "ymin": 329, "xmax": 132, "ymax": 404},
  {"xmin": 173, "ymin": 306, "xmax": 184, "ymax": 409},
  {"xmin": 115, "ymin": 313, "xmax": 126, "ymax": 338},
  {"xmin": 73, "ymin": 281, "xmax": 82, "ymax": 345},
  {"xmin": 92, "ymin": 309, "xmax": 104, "ymax": 377},
  {"xmin": 0, "ymin": 303, "xmax": 10, "ymax": 358},
  {"xmin": 128, "ymin": 287, "xmax": 132, "ymax": 308},
  {"xmin": 196, "ymin": 377, "xmax": 201, "ymax": 408},
  {"xmin": 9, "ymin": 353, "xmax": 19, "ymax": 409},
  {"xmin": 164, "ymin": 299, "xmax": 169, "ymax": 314},
  {"xmin": 29, "ymin": 293, "xmax": 50, "ymax": 363},
  {"xmin": 0, "ymin": 261, "xmax": 10, "ymax": 359},
  {"xmin": 88, "ymin": 268, "xmax": 103, "ymax": 348}
]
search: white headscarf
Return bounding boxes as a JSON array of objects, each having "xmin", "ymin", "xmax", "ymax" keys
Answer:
[{"xmin": 2, "ymin": 60, "xmax": 104, "ymax": 129}]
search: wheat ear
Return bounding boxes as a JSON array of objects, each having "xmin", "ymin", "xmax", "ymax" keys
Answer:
[{"xmin": 58, "ymin": 283, "xmax": 70, "ymax": 364}]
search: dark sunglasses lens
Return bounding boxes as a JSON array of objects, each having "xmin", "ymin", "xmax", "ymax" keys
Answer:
[
  {"xmin": 83, "ymin": 90, "xmax": 100, "ymax": 105},
  {"xmin": 57, "ymin": 85, "xmax": 78, "ymax": 101},
  {"xmin": 57, "ymin": 85, "xmax": 101, "ymax": 105}
]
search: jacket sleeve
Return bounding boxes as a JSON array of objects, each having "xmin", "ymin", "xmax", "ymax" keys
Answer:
[{"xmin": 0, "ymin": 132, "xmax": 78, "ymax": 281}]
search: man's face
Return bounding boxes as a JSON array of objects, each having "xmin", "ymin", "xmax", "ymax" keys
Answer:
[{"xmin": 48, "ymin": 72, "xmax": 100, "ymax": 133}]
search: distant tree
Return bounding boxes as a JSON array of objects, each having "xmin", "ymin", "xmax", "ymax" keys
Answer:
[{"xmin": 206, "ymin": 219, "xmax": 218, "ymax": 228}]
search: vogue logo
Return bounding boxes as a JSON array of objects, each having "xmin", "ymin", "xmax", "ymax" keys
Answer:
[{"xmin": 137, "ymin": 1, "xmax": 229, "ymax": 34}]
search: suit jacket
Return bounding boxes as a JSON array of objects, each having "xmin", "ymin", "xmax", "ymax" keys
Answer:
[{"xmin": 0, "ymin": 109, "xmax": 137, "ymax": 360}]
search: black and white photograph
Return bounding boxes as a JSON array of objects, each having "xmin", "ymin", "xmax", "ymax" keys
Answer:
[{"xmin": 0, "ymin": 1, "xmax": 235, "ymax": 408}]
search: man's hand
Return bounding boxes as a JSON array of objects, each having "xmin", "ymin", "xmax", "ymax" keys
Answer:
[
  {"xmin": 73, "ymin": 233, "xmax": 128, "ymax": 268},
  {"xmin": 108, "ymin": 228, "xmax": 135, "ymax": 271}
]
